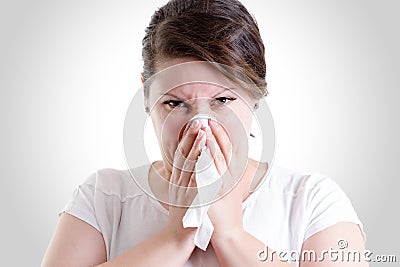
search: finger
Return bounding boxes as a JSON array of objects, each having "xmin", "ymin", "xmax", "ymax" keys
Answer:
[
  {"xmin": 170, "ymin": 130, "xmax": 204, "ymax": 207},
  {"xmin": 186, "ymin": 129, "xmax": 206, "ymax": 161},
  {"xmin": 179, "ymin": 129, "xmax": 206, "ymax": 186},
  {"xmin": 205, "ymin": 128, "xmax": 228, "ymax": 176},
  {"xmin": 187, "ymin": 172, "xmax": 197, "ymax": 188},
  {"xmin": 170, "ymin": 151, "xmax": 182, "ymax": 186},
  {"xmin": 174, "ymin": 120, "xmax": 202, "ymax": 170},
  {"xmin": 179, "ymin": 119, "xmax": 202, "ymax": 157},
  {"xmin": 208, "ymin": 119, "xmax": 232, "ymax": 164}
]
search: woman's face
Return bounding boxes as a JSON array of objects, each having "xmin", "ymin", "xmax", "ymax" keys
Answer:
[{"xmin": 145, "ymin": 58, "xmax": 258, "ymax": 172}]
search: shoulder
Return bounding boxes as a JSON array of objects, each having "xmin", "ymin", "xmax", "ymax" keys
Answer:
[
  {"xmin": 249, "ymin": 164, "xmax": 365, "ymax": 248},
  {"xmin": 264, "ymin": 164, "xmax": 356, "ymax": 218},
  {"xmin": 79, "ymin": 164, "xmax": 152, "ymax": 201},
  {"xmin": 263, "ymin": 163, "xmax": 337, "ymax": 196},
  {"xmin": 265, "ymin": 164, "xmax": 364, "ymax": 241}
]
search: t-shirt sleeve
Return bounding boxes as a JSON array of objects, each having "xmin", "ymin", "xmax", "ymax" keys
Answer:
[
  {"xmin": 60, "ymin": 172, "xmax": 101, "ymax": 232},
  {"xmin": 303, "ymin": 175, "xmax": 366, "ymax": 243}
]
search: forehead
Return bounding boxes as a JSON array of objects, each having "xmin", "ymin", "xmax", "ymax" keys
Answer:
[
  {"xmin": 147, "ymin": 60, "xmax": 253, "ymax": 101},
  {"xmin": 150, "ymin": 61, "xmax": 233, "ymax": 91},
  {"xmin": 165, "ymin": 83, "xmax": 231, "ymax": 99}
]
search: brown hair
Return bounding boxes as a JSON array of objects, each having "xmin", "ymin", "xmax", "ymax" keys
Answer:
[{"xmin": 142, "ymin": 0, "xmax": 267, "ymax": 99}]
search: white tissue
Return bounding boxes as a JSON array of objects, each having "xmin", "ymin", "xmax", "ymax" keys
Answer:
[{"xmin": 182, "ymin": 114, "xmax": 222, "ymax": 251}]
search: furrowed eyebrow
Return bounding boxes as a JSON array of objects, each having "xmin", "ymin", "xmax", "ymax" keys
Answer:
[
  {"xmin": 161, "ymin": 88, "xmax": 232, "ymax": 100},
  {"xmin": 211, "ymin": 88, "xmax": 231, "ymax": 98},
  {"xmin": 162, "ymin": 93, "xmax": 184, "ymax": 100}
]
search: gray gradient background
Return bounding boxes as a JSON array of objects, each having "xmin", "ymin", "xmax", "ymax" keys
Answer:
[{"xmin": 0, "ymin": 0, "xmax": 399, "ymax": 266}]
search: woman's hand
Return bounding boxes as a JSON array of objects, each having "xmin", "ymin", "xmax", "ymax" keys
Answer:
[
  {"xmin": 205, "ymin": 119, "xmax": 247, "ymax": 239},
  {"xmin": 165, "ymin": 119, "xmax": 206, "ymax": 242}
]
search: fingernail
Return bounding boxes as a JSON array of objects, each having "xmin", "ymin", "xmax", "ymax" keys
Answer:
[
  {"xmin": 190, "ymin": 120, "xmax": 200, "ymax": 128},
  {"xmin": 209, "ymin": 119, "xmax": 218, "ymax": 126}
]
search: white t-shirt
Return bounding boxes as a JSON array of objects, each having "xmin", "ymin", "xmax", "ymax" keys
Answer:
[{"xmin": 62, "ymin": 163, "xmax": 365, "ymax": 266}]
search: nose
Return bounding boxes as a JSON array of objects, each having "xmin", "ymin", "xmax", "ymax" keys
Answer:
[
  {"xmin": 191, "ymin": 99, "xmax": 214, "ymax": 116},
  {"xmin": 177, "ymin": 105, "xmax": 215, "ymax": 142}
]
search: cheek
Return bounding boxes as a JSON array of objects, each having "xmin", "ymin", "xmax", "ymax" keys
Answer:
[
  {"xmin": 219, "ymin": 102, "xmax": 253, "ymax": 137},
  {"xmin": 161, "ymin": 119, "xmax": 182, "ymax": 143},
  {"xmin": 152, "ymin": 110, "xmax": 187, "ymax": 152},
  {"xmin": 215, "ymin": 102, "xmax": 253, "ymax": 155}
]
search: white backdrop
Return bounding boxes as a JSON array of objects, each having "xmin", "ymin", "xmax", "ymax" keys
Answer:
[{"xmin": 0, "ymin": 0, "xmax": 399, "ymax": 266}]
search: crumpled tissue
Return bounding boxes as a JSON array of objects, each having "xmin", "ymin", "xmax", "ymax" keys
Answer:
[{"xmin": 181, "ymin": 114, "xmax": 222, "ymax": 251}]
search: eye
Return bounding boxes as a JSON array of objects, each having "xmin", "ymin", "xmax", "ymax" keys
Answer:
[
  {"xmin": 213, "ymin": 97, "xmax": 237, "ymax": 106},
  {"xmin": 162, "ymin": 100, "xmax": 186, "ymax": 109}
]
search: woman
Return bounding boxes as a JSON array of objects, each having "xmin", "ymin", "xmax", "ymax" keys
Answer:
[{"xmin": 42, "ymin": 0, "xmax": 367, "ymax": 266}]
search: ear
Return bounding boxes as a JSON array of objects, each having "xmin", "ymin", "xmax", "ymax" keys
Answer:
[
  {"xmin": 144, "ymin": 96, "xmax": 150, "ymax": 114},
  {"xmin": 140, "ymin": 72, "xmax": 145, "ymax": 84},
  {"xmin": 254, "ymin": 101, "xmax": 260, "ymax": 110},
  {"xmin": 141, "ymin": 72, "xmax": 150, "ymax": 114}
]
